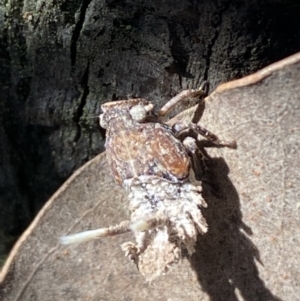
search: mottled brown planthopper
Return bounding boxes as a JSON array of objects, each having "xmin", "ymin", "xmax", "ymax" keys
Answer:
[
  {"xmin": 61, "ymin": 84, "xmax": 236, "ymax": 281},
  {"xmin": 102, "ymin": 98, "xmax": 190, "ymax": 184}
]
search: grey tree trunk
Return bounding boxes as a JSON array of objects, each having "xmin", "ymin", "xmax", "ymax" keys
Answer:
[{"xmin": 0, "ymin": 0, "xmax": 300, "ymax": 267}]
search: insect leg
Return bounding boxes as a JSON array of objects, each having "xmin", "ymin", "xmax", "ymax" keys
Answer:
[
  {"xmin": 173, "ymin": 121, "xmax": 237, "ymax": 148},
  {"xmin": 158, "ymin": 81, "xmax": 208, "ymax": 117},
  {"xmin": 121, "ymin": 231, "xmax": 151, "ymax": 261},
  {"xmin": 130, "ymin": 214, "xmax": 168, "ymax": 232},
  {"xmin": 60, "ymin": 220, "xmax": 131, "ymax": 245},
  {"xmin": 182, "ymin": 136, "xmax": 208, "ymax": 178}
]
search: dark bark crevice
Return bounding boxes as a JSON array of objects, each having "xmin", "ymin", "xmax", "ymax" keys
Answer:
[
  {"xmin": 203, "ymin": 1, "xmax": 231, "ymax": 81},
  {"xmin": 72, "ymin": 61, "xmax": 90, "ymax": 150},
  {"xmin": 70, "ymin": 0, "xmax": 93, "ymax": 67}
]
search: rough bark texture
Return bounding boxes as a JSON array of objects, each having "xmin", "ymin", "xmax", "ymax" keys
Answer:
[
  {"xmin": 1, "ymin": 53, "xmax": 300, "ymax": 300},
  {"xmin": 0, "ymin": 0, "xmax": 300, "ymax": 274}
]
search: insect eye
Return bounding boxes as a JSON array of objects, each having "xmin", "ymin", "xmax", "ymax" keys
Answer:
[
  {"xmin": 129, "ymin": 105, "xmax": 147, "ymax": 122},
  {"xmin": 99, "ymin": 113, "xmax": 107, "ymax": 128}
]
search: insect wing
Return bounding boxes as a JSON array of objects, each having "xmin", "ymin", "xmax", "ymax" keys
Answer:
[{"xmin": 105, "ymin": 121, "xmax": 190, "ymax": 184}]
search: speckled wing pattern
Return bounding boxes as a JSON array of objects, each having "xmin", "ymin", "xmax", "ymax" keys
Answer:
[{"xmin": 105, "ymin": 118, "xmax": 190, "ymax": 185}]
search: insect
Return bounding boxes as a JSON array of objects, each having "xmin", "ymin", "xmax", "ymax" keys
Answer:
[{"xmin": 61, "ymin": 84, "xmax": 236, "ymax": 280}]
